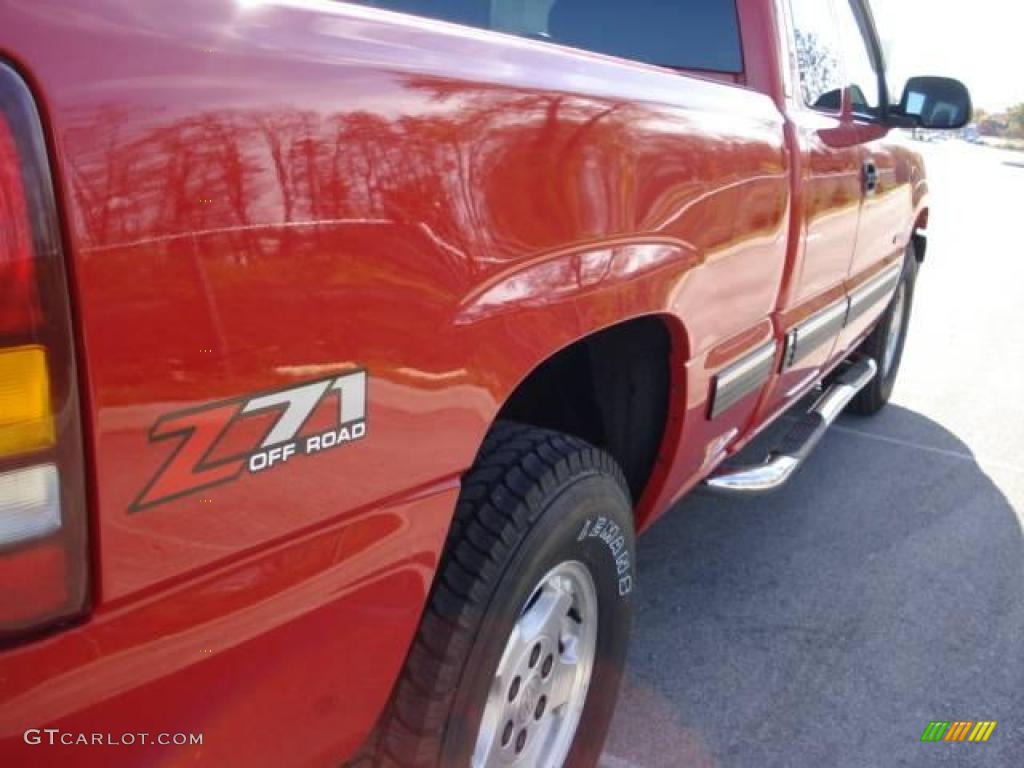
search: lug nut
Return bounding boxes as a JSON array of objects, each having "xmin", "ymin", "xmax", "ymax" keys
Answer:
[
  {"xmin": 534, "ymin": 695, "xmax": 547, "ymax": 720},
  {"xmin": 502, "ymin": 721, "xmax": 514, "ymax": 747},
  {"xmin": 529, "ymin": 643, "xmax": 541, "ymax": 668},
  {"xmin": 508, "ymin": 676, "xmax": 521, "ymax": 701}
]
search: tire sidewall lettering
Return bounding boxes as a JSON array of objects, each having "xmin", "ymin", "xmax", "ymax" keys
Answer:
[{"xmin": 578, "ymin": 515, "xmax": 634, "ymax": 596}]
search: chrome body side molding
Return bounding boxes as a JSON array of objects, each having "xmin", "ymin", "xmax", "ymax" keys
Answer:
[
  {"xmin": 708, "ymin": 341, "xmax": 777, "ymax": 419},
  {"xmin": 783, "ymin": 299, "xmax": 849, "ymax": 369},
  {"xmin": 711, "ymin": 262, "xmax": 900, "ymax": 419},
  {"xmin": 847, "ymin": 263, "xmax": 901, "ymax": 324},
  {"xmin": 782, "ymin": 263, "xmax": 901, "ymax": 372}
]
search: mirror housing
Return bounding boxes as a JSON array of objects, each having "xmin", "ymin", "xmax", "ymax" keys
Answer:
[{"xmin": 889, "ymin": 77, "xmax": 972, "ymax": 130}]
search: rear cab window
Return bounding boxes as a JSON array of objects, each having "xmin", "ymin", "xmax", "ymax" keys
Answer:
[{"xmin": 348, "ymin": 0, "xmax": 744, "ymax": 74}]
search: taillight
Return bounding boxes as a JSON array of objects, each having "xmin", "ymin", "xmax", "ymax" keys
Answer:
[{"xmin": 0, "ymin": 62, "xmax": 89, "ymax": 641}]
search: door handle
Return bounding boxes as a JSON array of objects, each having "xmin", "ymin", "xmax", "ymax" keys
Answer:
[{"xmin": 862, "ymin": 160, "xmax": 879, "ymax": 195}]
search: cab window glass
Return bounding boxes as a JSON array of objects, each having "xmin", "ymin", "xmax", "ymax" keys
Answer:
[
  {"xmin": 833, "ymin": 0, "xmax": 881, "ymax": 113},
  {"xmin": 351, "ymin": 0, "xmax": 744, "ymax": 73},
  {"xmin": 788, "ymin": 0, "xmax": 844, "ymax": 112}
]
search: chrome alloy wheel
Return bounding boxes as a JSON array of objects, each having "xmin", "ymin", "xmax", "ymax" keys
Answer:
[
  {"xmin": 472, "ymin": 561, "xmax": 598, "ymax": 768},
  {"xmin": 882, "ymin": 280, "xmax": 907, "ymax": 377}
]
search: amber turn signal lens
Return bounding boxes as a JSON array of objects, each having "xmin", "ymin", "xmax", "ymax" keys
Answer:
[{"xmin": 0, "ymin": 345, "xmax": 55, "ymax": 458}]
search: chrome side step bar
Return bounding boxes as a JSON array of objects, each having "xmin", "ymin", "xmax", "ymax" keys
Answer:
[{"xmin": 703, "ymin": 357, "xmax": 878, "ymax": 496}]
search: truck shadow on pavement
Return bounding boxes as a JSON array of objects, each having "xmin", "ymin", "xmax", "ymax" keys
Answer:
[{"xmin": 603, "ymin": 405, "xmax": 1024, "ymax": 768}]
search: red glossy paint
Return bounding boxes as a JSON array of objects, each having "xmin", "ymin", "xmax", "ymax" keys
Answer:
[{"xmin": 0, "ymin": 0, "xmax": 933, "ymax": 765}]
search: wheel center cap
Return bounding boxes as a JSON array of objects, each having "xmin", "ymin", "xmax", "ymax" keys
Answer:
[{"xmin": 516, "ymin": 677, "xmax": 541, "ymax": 726}]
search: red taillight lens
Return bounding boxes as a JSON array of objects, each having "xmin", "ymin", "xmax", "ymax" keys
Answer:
[
  {"xmin": 0, "ymin": 113, "xmax": 42, "ymax": 336},
  {"xmin": 0, "ymin": 62, "xmax": 89, "ymax": 641}
]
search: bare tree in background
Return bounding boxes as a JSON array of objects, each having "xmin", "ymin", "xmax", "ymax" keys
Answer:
[{"xmin": 794, "ymin": 30, "xmax": 842, "ymax": 109}]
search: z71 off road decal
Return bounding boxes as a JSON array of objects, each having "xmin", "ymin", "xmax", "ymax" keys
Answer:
[{"xmin": 130, "ymin": 370, "xmax": 367, "ymax": 512}]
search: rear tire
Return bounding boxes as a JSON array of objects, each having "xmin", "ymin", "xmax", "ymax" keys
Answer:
[
  {"xmin": 365, "ymin": 422, "xmax": 635, "ymax": 768},
  {"xmin": 849, "ymin": 246, "xmax": 917, "ymax": 416}
]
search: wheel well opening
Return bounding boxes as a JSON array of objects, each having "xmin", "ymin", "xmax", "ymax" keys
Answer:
[{"xmin": 496, "ymin": 316, "xmax": 672, "ymax": 504}]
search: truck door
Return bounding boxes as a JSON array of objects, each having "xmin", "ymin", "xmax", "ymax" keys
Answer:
[
  {"xmin": 758, "ymin": 0, "xmax": 864, "ymax": 420},
  {"xmin": 832, "ymin": 0, "xmax": 914, "ymax": 353}
]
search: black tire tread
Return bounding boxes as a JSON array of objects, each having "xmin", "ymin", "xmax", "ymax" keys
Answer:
[{"xmin": 360, "ymin": 422, "xmax": 630, "ymax": 768}]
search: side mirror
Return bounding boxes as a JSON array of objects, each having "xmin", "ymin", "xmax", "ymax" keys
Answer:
[{"xmin": 890, "ymin": 76, "xmax": 972, "ymax": 130}]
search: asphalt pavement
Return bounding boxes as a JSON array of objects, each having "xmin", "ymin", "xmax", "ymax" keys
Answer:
[{"xmin": 601, "ymin": 141, "xmax": 1024, "ymax": 768}]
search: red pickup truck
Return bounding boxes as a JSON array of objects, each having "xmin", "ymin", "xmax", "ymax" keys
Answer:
[{"xmin": 0, "ymin": 0, "xmax": 970, "ymax": 765}]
